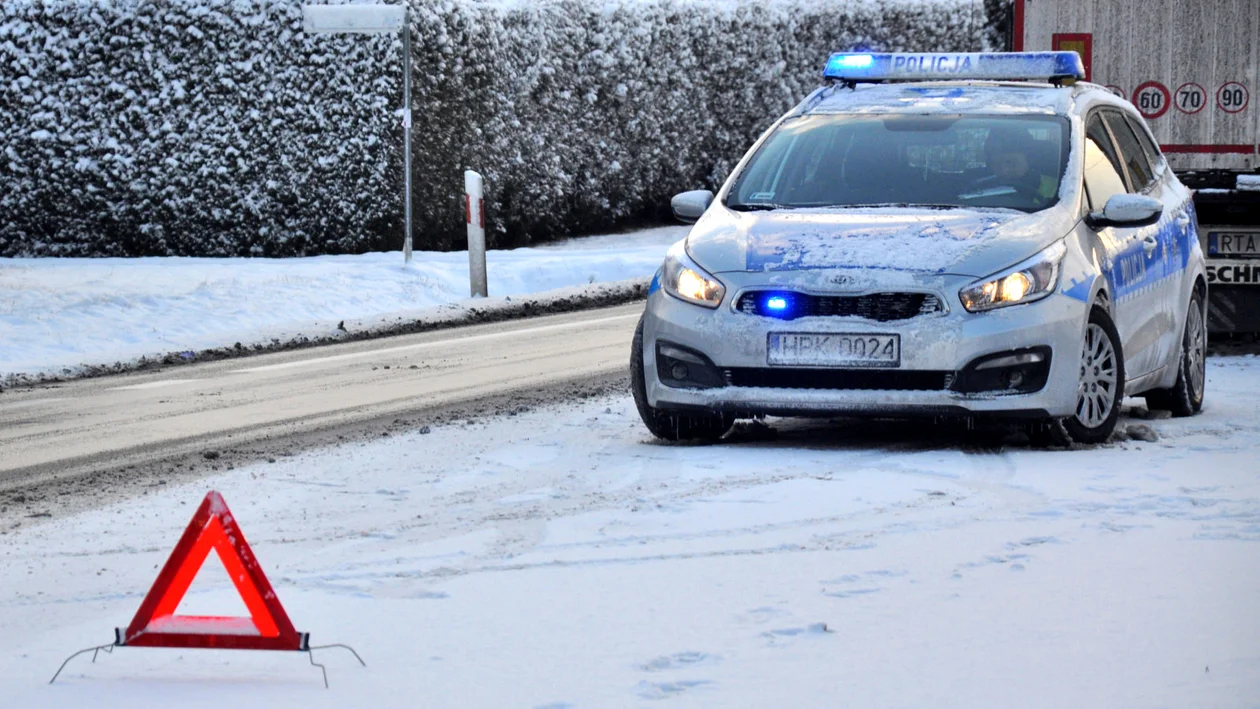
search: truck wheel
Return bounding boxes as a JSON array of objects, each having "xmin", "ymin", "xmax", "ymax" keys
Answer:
[
  {"xmin": 630, "ymin": 317, "xmax": 732, "ymax": 442},
  {"xmin": 1063, "ymin": 306, "xmax": 1125, "ymax": 444},
  {"xmin": 1145, "ymin": 290, "xmax": 1206, "ymax": 417}
]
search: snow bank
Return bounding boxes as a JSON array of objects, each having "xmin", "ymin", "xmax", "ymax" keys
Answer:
[
  {"xmin": 0, "ymin": 0, "xmax": 986, "ymax": 257},
  {"xmin": 0, "ymin": 226, "xmax": 683, "ymax": 381}
]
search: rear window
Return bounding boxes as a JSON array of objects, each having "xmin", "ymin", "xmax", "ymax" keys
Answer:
[
  {"xmin": 727, "ymin": 114, "xmax": 1070, "ymax": 213},
  {"xmin": 1104, "ymin": 112, "xmax": 1155, "ymax": 190},
  {"xmin": 1123, "ymin": 113, "xmax": 1164, "ymax": 169}
]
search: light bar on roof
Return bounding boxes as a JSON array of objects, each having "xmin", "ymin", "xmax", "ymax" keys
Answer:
[{"xmin": 822, "ymin": 52, "xmax": 1086, "ymax": 83}]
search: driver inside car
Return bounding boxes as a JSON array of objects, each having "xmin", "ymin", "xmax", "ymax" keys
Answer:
[{"xmin": 974, "ymin": 127, "xmax": 1059, "ymax": 208}]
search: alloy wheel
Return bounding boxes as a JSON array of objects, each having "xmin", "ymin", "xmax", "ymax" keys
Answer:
[
  {"xmin": 1076, "ymin": 323, "xmax": 1118, "ymax": 428},
  {"xmin": 1187, "ymin": 301, "xmax": 1207, "ymax": 400}
]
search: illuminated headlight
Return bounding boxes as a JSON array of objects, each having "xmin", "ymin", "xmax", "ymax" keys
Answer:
[
  {"xmin": 959, "ymin": 240, "xmax": 1066, "ymax": 313},
  {"xmin": 662, "ymin": 242, "xmax": 726, "ymax": 308}
]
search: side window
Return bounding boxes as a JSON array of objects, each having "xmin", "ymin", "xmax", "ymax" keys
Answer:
[
  {"xmin": 1124, "ymin": 113, "xmax": 1164, "ymax": 171},
  {"xmin": 1103, "ymin": 112, "xmax": 1155, "ymax": 190},
  {"xmin": 1083, "ymin": 115, "xmax": 1129, "ymax": 212}
]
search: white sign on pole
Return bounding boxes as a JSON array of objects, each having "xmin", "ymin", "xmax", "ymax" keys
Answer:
[
  {"xmin": 302, "ymin": 5, "xmax": 405, "ymax": 34},
  {"xmin": 302, "ymin": 4, "xmax": 414, "ymax": 264}
]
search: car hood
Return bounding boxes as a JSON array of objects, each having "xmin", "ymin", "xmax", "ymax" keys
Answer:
[{"xmin": 687, "ymin": 205, "xmax": 1075, "ymax": 279}]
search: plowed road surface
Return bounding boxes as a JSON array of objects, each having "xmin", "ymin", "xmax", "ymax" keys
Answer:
[{"xmin": 0, "ymin": 304, "xmax": 642, "ymax": 493}]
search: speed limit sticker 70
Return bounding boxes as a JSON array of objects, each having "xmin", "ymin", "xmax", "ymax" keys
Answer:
[
  {"xmin": 1175, "ymin": 83, "xmax": 1207, "ymax": 114},
  {"xmin": 1217, "ymin": 82, "xmax": 1249, "ymax": 113},
  {"xmin": 1134, "ymin": 81, "xmax": 1171, "ymax": 119}
]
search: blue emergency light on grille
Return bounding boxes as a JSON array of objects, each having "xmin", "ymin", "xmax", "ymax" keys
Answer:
[{"xmin": 822, "ymin": 52, "xmax": 1086, "ymax": 83}]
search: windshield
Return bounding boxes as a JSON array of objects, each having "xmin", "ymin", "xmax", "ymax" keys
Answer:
[{"xmin": 727, "ymin": 114, "xmax": 1070, "ymax": 213}]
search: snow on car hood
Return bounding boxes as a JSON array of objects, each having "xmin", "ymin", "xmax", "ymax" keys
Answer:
[{"xmin": 687, "ymin": 206, "xmax": 1075, "ymax": 279}]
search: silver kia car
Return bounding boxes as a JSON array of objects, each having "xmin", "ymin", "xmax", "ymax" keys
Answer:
[{"xmin": 631, "ymin": 52, "xmax": 1207, "ymax": 444}]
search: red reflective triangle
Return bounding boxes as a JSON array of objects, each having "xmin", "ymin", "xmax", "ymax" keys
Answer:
[{"xmin": 119, "ymin": 491, "xmax": 306, "ymax": 651}]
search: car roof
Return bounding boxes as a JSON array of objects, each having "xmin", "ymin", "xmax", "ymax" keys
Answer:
[{"xmin": 797, "ymin": 81, "xmax": 1080, "ymax": 118}]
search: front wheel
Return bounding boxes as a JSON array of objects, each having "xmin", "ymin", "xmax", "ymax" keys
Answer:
[
  {"xmin": 1063, "ymin": 306, "xmax": 1126, "ymax": 444},
  {"xmin": 1144, "ymin": 289, "xmax": 1206, "ymax": 417},
  {"xmin": 630, "ymin": 317, "xmax": 732, "ymax": 442}
]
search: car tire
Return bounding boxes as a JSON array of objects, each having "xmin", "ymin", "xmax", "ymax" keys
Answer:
[
  {"xmin": 1063, "ymin": 305, "xmax": 1125, "ymax": 445},
  {"xmin": 630, "ymin": 316, "xmax": 733, "ymax": 442},
  {"xmin": 1144, "ymin": 289, "xmax": 1206, "ymax": 417}
]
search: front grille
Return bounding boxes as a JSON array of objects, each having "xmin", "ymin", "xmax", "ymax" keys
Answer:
[
  {"xmin": 736, "ymin": 291, "xmax": 943, "ymax": 322},
  {"xmin": 724, "ymin": 367, "xmax": 951, "ymax": 391}
]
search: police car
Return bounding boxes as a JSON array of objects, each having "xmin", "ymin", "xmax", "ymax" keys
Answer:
[{"xmin": 631, "ymin": 52, "xmax": 1207, "ymax": 444}]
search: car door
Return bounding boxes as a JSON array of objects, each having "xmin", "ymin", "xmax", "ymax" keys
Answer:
[
  {"xmin": 1081, "ymin": 112, "xmax": 1162, "ymax": 379},
  {"xmin": 1124, "ymin": 111, "xmax": 1197, "ymax": 364},
  {"xmin": 1102, "ymin": 110, "xmax": 1182, "ymax": 371}
]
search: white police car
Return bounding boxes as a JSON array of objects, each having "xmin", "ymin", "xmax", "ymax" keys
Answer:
[{"xmin": 631, "ymin": 52, "xmax": 1207, "ymax": 444}]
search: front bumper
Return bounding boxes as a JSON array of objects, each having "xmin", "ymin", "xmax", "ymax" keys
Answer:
[{"xmin": 641, "ymin": 271, "xmax": 1088, "ymax": 419}]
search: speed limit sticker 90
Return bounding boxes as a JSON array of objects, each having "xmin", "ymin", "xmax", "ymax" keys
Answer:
[
  {"xmin": 1134, "ymin": 81, "xmax": 1171, "ymax": 119},
  {"xmin": 1217, "ymin": 82, "xmax": 1249, "ymax": 113},
  {"xmin": 1174, "ymin": 83, "xmax": 1207, "ymax": 114}
]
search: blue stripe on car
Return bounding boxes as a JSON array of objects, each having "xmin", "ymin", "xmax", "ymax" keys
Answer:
[
  {"xmin": 1105, "ymin": 200, "xmax": 1193, "ymax": 303},
  {"xmin": 1059, "ymin": 273, "xmax": 1094, "ymax": 302}
]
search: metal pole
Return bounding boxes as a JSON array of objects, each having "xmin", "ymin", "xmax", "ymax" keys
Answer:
[
  {"xmin": 465, "ymin": 170, "xmax": 487, "ymax": 297},
  {"xmin": 401, "ymin": 6, "xmax": 413, "ymax": 264}
]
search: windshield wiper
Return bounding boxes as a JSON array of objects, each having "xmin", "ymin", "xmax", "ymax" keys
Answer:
[
  {"xmin": 842, "ymin": 202, "xmax": 961, "ymax": 210},
  {"xmin": 726, "ymin": 202, "xmax": 792, "ymax": 212}
]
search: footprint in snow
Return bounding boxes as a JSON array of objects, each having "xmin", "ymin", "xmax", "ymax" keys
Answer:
[
  {"xmin": 820, "ymin": 568, "xmax": 907, "ymax": 597},
  {"xmin": 737, "ymin": 605, "xmax": 790, "ymax": 626},
  {"xmin": 823, "ymin": 587, "xmax": 881, "ymax": 599},
  {"xmin": 1011, "ymin": 536, "xmax": 1059, "ymax": 548},
  {"xmin": 635, "ymin": 679, "xmax": 713, "ymax": 700},
  {"xmin": 640, "ymin": 651, "xmax": 717, "ymax": 672},
  {"xmin": 762, "ymin": 623, "xmax": 832, "ymax": 646}
]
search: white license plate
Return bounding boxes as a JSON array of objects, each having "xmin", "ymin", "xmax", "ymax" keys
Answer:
[
  {"xmin": 768, "ymin": 333, "xmax": 900, "ymax": 367},
  {"xmin": 1209, "ymin": 232, "xmax": 1260, "ymax": 256}
]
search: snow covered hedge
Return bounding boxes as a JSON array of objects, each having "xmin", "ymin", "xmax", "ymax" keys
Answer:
[{"xmin": 0, "ymin": 0, "xmax": 987, "ymax": 257}]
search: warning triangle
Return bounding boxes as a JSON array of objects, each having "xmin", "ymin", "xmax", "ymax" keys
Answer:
[{"xmin": 118, "ymin": 491, "xmax": 307, "ymax": 651}]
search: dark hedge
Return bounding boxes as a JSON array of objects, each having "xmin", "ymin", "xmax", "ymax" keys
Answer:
[{"xmin": 0, "ymin": 0, "xmax": 986, "ymax": 257}]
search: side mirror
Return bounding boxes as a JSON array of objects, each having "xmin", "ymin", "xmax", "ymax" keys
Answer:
[
  {"xmin": 1087, "ymin": 194, "xmax": 1162, "ymax": 229},
  {"xmin": 670, "ymin": 190, "xmax": 714, "ymax": 224}
]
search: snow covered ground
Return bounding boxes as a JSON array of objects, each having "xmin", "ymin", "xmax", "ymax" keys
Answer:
[
  {"xmin": 3, "ymin": 358, "xmax": 1258, "ymax": 707},
  {"xmin": 0, "ymin": 227, "xmax": 684, "ymax": 379}
]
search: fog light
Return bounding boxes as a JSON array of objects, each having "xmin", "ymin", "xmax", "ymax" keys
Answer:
[
  {"xmin": 656, "ymin": 340, "xmax": 725, "ymax": 389},
  {"xmin": 1005, "ymin": 370, "xmax": 1025, "ymax": 388}
]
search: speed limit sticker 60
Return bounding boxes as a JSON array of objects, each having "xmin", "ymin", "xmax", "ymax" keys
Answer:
[
  {"xmin": 1134, "ymin": 81, "xmax": 1171, "ymax": 119},
  {"xmin": 1217, "ymin": 82, "xmax": 1249, "ymax": 113}
]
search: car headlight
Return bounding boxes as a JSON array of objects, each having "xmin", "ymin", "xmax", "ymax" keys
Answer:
[
  {"xmin": 662, "ymin": 242, "xmax": 726, "ymax": 308},
  {"xmin": 959, "ymin": 240, "xmax": 1067, "ymax": 313}
]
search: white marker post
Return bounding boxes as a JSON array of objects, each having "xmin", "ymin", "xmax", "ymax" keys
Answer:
[
  {"xmin": 464, "ymin": 170, "xmax": 487, "ymax": 297},
  {"xmin": 302, "ymin": 4, "xmax": 414, "ymax": 264}
]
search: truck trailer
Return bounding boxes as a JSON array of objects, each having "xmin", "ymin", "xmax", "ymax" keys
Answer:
[{"xmin": 1011, "ymin": 0, "xmax": 1260, "ymax": 333}]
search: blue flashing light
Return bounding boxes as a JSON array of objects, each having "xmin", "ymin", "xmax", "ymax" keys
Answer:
[
  {"xmin": 834, "ymin": 54, "xmax": 874, "ymax": 69},
  {"xmin": 766, "ymin": 296, "xmax": 788, "ymax": 311},
  {"xmin": 822, "ymin": 51, "xmax": 1086, "ymax": 84}
]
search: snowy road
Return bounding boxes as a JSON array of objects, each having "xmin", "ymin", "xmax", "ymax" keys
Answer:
[
  {"xmin": 0, "ymin": 304, "xmax": 641, "ymax": 497},
  {"xmin": 2, "ymin": 357, "xmax": 1258, "ymax": 707}
]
